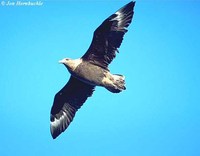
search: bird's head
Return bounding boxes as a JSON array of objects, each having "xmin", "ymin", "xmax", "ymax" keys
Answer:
[
  {"xmin": 59, "ymin": 58, "xmax": 73, "ymax": 71},
  {"xmin": 59, "ymin": 58, "xmax": 82, "ymax": 72},
  {"xmin": 59, "ymin": 58, "xmax": 71, "ymax": 64}
]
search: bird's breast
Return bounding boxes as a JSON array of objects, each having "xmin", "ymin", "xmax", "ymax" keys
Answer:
[{"xmin": 72, "ymin": 62, "xmax": 107, "ymax": 86}]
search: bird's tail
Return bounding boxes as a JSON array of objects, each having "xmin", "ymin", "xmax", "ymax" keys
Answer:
[{"xmin": 106, "ymin": 74, "xmax": 126, "ymax": 93}]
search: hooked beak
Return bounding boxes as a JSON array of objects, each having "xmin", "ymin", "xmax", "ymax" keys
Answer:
[{"xmin": 58, "ymin": 59, "xmax": 65, "ymax": 64}]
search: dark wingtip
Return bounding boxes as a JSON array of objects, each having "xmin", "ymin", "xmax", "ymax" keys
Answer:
[
  {"xmin": 119, "ymin": 1, "xmax": 136, "ymax": 15},
  {"xmin": 127, "ymin": 1, "xmax": 136, "ymax": 6},
  {"xmin": 50, "ymin": 127, "xmax": 59, "ymax": 139},
  {"xmin": 127, "ymin": 1, "xmax": 136, "ymax": 10},
  {"xmin": 51, "ymin": 128, "xmax": 61, "ymax": 139},
  {"xmin": 52, "ymin": 135, "xmax": 57, "ymax": 139}
]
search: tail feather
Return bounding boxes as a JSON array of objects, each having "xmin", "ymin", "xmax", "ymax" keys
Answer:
[
  {"xmin": 113, "ymin": 74, "xmax": 126, "ymax": 90},
  {"xmin": 106, "ymin": 74, "xmax": 126, "ymax": 93}
]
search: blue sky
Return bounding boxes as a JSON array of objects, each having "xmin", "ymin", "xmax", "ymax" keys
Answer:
[{"xmin": 0, "ymin": 0, "xmax": 200, "ymax": 155}]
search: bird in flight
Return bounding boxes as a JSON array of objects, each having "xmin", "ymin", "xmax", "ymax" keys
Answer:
[{"xmin": 50, "ymin": 1, "xmax": 136, "ymax": 139}]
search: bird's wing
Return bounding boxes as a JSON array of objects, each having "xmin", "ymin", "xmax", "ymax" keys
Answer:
[
  {"xmin": 50, "ymin": 76, "xmax": 95, "ymax": 139},
  {"xmin": 82, "ymin": 1, "xmax": 135, "ymax": 69}
]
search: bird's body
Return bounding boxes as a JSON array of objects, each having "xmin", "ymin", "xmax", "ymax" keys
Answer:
[
  {"xmin": 60, "ymin": 58, "xmax": 125, "ymax": 93},
  {"xmin": 50, "ymin": 1, "xmax": 136, "ymax": 139},
  {"xmin": 63, "ymin": 58, "xmax": 106, "ymax": 86}
]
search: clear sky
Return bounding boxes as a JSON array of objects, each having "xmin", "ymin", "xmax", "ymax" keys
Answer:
[{"xmin": 0, "ymin": 0, "xmax": 200, "ymax": 156}]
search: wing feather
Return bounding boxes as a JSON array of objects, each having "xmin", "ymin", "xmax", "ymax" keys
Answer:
[
  {"xmin": 82, "ymin": 1, "xmax": 135, "ymax": 69},
  {"xmin": 50, "ymin": 76, "xmax": 95, "ymax": 139}
]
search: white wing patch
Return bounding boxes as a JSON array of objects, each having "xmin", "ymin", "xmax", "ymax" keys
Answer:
[
  {"xmin": 50, "ymin": 111, "xmax": 67, "ymax": 134},
  {"xmin": 112, "ymin": 11, "xmax": 124, "ymax": 26}
]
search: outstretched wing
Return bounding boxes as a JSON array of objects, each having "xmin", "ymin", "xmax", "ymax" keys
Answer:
[
  {"xmin": 50, "ymin": 76, "xmax": 95, "ymax": 139},
  {"xmin": 82, "ymin": 1, "xmax": 135, "ymax": 69}
]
